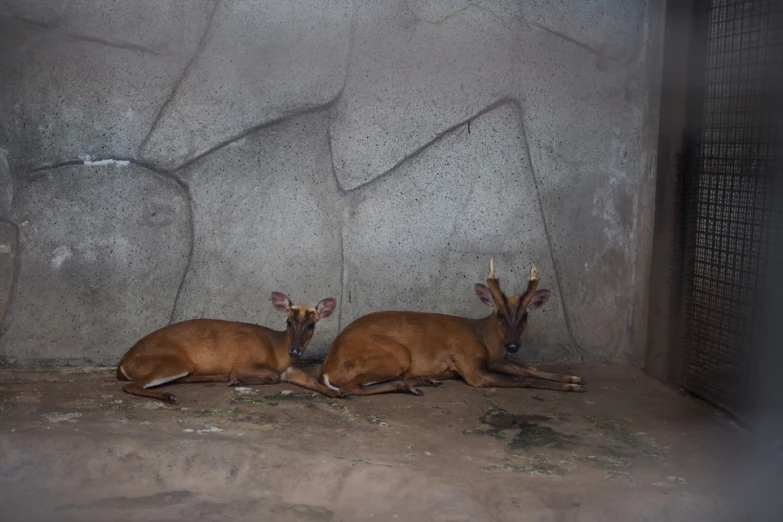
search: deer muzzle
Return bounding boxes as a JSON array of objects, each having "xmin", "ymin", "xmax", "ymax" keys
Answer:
[{"xmin": 505, "ymin": 342, "xmax": 520, "ymax": 353}]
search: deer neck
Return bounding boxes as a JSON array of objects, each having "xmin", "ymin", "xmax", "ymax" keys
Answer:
[
  {"xmin": 268, "ymin": 327, "xmax": 293, "ymax": 358},
  {"xmin": 476, "ymin": 314, "xmax": 505, "ymax": 359}
]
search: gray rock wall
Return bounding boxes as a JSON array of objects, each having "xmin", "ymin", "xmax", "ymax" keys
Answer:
[{"xmin": 0, "ymin": 0, "xmax": 662, "ymax": 366}]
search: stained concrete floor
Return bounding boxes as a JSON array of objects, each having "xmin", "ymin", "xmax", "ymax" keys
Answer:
[{"xmin": 0, "ymin": 364, "xmax": 743, "ymax": 522}]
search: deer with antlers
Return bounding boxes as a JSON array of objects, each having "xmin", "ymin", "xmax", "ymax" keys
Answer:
[{"xmin": 319, "ymin": 258, "xmax": 585, "ymax": 396}]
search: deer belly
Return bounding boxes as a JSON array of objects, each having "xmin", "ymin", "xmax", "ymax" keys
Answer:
[
  {"xmin": 431, "ymin": 370, "xmax": 457, "ymax": 380},
  {"xmin": 406, "ymin": 360, "xmax": 455, "ymax": 380},
  {"xmin": 189, "ymin": 351, "xmax": 246, "ymax": 375}
]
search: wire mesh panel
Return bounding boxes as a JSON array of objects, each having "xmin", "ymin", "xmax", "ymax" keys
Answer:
[{"xmin": 678, "ymin": 0, "xmax": 782, "ymax": 415}]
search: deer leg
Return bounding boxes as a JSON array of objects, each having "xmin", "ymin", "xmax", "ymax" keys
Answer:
[
  {"xmin": 122, "ymin": 383, "xmax": 180, "ymax": 404},
  {"xmin": 322, "ymin": 340, "xmax": 415, "ymax": 396},
  {"xmin": 458, "ymin": 366, "xmax": 585, "ymax": 393},
  {"xmin": 227, "ymin": 366, "xmax": 281, "ymax": 387},
  {"xmin": 411, "ymin": 377, "xmax": 446, "ymax": 388},
  {"xmin": 281, "ymin": 367, "xmax": 348, "ymax": 399},
  {"xmin": 489, "ymin": 360, "xmax": 584, "ymax": 385},
  {"xmin": 174, "ymin": 374, "xmax": 229, "ymax": 384},
  {"xmin": 120, "ymin": 356, "xmax": 192, "ymax": 404},
  {"xmin": 341, "ymin": 379, "xmax": 424, "ymax": 396}
]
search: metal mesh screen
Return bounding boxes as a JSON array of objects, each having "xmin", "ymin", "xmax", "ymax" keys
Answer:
[{"xmin": 678, "ymin": 0, "xmax": 783, "ymax": 415}]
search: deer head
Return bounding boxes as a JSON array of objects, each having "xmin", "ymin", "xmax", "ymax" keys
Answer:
[
  {"xmin": 271, "ymin": 292, "xmax": 337, "ymax": 358},
  {"xmin": 473, "ymin": 257, "xmax": 551, "ymax": 353}
]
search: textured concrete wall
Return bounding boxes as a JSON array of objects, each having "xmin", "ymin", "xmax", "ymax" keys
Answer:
[{"xmin": 0, "ymin": 0, "xmax": 662, "ymax": 367}]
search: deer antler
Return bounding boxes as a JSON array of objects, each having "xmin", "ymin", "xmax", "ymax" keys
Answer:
[
  {"xmin": 520, "ymin": 261, "xmax": 540, "ymax": 308},
  {"xmin": 486, "ymin": 256, "xmax": 505, "ymax": 307}
]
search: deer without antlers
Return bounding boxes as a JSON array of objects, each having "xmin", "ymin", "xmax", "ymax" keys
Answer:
[
  {"xmin": 319, "ymin": 258, "xmax": 585, "ymax": 396},
  {"xmin": 116, "ymin": 292, "xmax": 343, "ymax": 404}
]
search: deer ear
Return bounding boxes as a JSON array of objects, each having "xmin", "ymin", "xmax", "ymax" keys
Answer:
[
  {"xmin": 316, "ymin": 298, "xmax": 337, "ymax": 319},
  {"xmin": 474, "ymin": 284, "xmax": 495, "ymax": 308},
  {"xmin": 527, "ymin": 289, "xmax": 551, "ymax": 311},
  {"xmin": 271, "ymin": 292, "xmax": 291, "ymax": 313}
]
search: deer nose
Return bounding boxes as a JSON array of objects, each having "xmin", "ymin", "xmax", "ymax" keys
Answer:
[
  {"xmin": 289, "ymin": 347, "xmax": 302, "ymax": 358},
  {"xmin": 505, "ymin": 342, "xmax": 520, "ymax": 353}
]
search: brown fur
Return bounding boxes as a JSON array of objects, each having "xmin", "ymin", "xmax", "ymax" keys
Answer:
[
  {"xmin": 116, "ymin": 293, "xmax": 340, "ymax": 404},
  {"xmin": 319, "ymin": 260, "xmax": 585, "ymax": 396}
]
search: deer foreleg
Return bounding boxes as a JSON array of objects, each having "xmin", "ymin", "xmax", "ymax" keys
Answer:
[
  {"xmin": 281, "ymin": 367, "xmax": 348, "ymax": 399},
  {"xmin": 460, "ymin": 367, "xmax": 585, "ymax": 392},
  {"xmin": 488, "ymin": 359, "xmax": 584, "ymax": 385},
  {"xmin": 227, "ymin": 366, "xmax": 281, "ymax": 387}
]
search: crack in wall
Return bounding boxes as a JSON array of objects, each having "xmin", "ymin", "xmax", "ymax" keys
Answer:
[
  {"xmin": 163, "ymin": 1, "xmax": 358, "ymax": 175},
  {"xmin": 337, "ymin": 205, "xmax": 347, "ymax": 334},
  {"xmin": 139, "ymin": 0, "xmax": 358, "ymax": 174},
  {"xmin": 137, "ymin": 0, "xmax": 222, "ymax": 159},
  {"xmin": 1, "ymin": 0, "xmax": 70, "ymax": 30},
  {"xmin": 516, "ymin": 101, "xmax": 586, "ymax": 361},
  {"xmin": 167, "ymin": 183, "xmax": 195, "ymax": 325},
  {"xmin": 433, "ymin": 164, "xmax": 481, "ymax": 293},
  {"xmin": 341, "ymin": 0, "xmax": 359, "ymax": 101},
  {"xmin": 171, "ymin": 98, "xmax": 344, "ymax": 175},
  {"xmin": 326, "ymin": 107, "xmax": 350, "ymax": 334},
  {"xmin": 62, "ymin": 32, "xmax": 160, "ymax": 56},
  {"xmin": 1, "ymin": 13, "xmax": 160, "ymax": 55},
  {"xmin": 403, "ymin": 0, "xmax": 509, "ymax": 27},
  {"xmin": 340, "ymin": 97, "xmax": 516, "ymax": 194},
  {"xmin": 1, "ymin": 13, "xmax": 61, "ymax": 30},
  {"xmin": 527, "ymin": 21, "xmax": 613, "ymax": 62},
  {"xmin": 522, "ymin": 9, "xmax": 649, "ymax": 68}
]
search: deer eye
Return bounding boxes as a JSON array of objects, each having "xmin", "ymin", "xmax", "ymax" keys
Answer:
[
  {"xmin": 286, "ymin": 320, "xmax": 292, "ymax": 328},
  {"xmin": 308, "ymin": 324, "xmax": 315, "ymax": 330}
]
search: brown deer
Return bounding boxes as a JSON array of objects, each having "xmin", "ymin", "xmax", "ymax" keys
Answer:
[
  {"xmin": 116, "ymin": 292, "xmax": 344, "ymax": 403},
  {"xmin": 319, "ymin": 258, "xmax": 585, "ymax": 396}
]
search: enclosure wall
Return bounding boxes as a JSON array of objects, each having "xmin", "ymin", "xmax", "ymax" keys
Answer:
[{"xmin": 0, "ymin": 0, "xmax": 663, "ymax": 366}]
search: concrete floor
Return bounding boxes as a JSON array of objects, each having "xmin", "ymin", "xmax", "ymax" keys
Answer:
[{"xmin": 0, "ymin": 364, "xmax": 743, "ymax": 522}]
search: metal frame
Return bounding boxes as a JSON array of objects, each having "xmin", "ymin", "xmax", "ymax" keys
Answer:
[{"xmin": 648, "ymin": 0, "xmax": 782, "ymax": 418}]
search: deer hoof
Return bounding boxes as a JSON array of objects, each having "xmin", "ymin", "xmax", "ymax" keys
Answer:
[
  {"xmin": 337, "ymin": 391, "xmax": 350, "ymax": 399},
  {"xmin": 227, "ymin": 379, "xmax": 242, "ymax": 387},
  {"xmin": 432, "ymin": 380, "xmax": 445, "ymax": 387},
  {"xmin": 570, "ymin": 385, "xmax": 587, "ymax": 393},
  {"xmin": 163, "ymin": 393, "xmax": 178, "ymax": 404},
  {"xmin": 573, "ymin": 376, "xmax": 585, "ymax": 385},
  {"xmin": 409, "ymin": 388, "xmax": 424, "ymax": 396}
]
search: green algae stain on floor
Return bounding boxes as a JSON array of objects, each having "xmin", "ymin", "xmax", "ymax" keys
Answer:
[
  {"xmin": 463, "ymin": 407, "xmax": 582, "ymax": 451},
  {"xmin": 508, "ymin": 421, "xmax": 581, "ymax": 451},
  {"xmin": 585, "ymin": 415, "xmax": 668, "ymax": 458},
  {"xmin": 191, "ymin": 407, "xmax": 239, "ymax": 418},
  {"xmin": 483, "ymin": 454, "xmax": 573, "ymax": 476}
]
